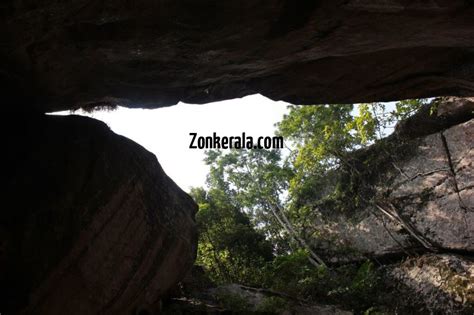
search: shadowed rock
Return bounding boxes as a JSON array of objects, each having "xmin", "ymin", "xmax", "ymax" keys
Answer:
[
  {"xmin": 1, "ymin": 115, "xmax": 197, "ymax": 314},
  {"xmin": 2, "ymin": 0, "xmax": 474, "ymax": 112}
]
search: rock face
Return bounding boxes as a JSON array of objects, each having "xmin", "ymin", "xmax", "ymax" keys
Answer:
[
  {"xmin": 301, "ymin": 98, "xmax": 473, "ymax": 313},
  {"xmin": 1, "ymin": 115, "xmax": 197, "ymax": 314},
  {"xmin": 309, "ymin": 98, "xmax": 473, "ymax": 262},
  {"xmin": 391, "ymin": 254, "xmax": 474, "ymax": 314},
  {"xmin": 2, "ymin": 2, "xmax": 474, "ymax": 313},
  {"xmin": 2, "ymin": 1, "xmax": 474, "ymax": 112},
  {"xmin": 339, "ymin": 118, "xmax": 473, "ymax": 256}
]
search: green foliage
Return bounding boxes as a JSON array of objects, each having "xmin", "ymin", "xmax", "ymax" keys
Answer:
[
  {"xmin": 215, "ymin": 291, "xmax": 252, "ymax": 313},
  {"xmin": 256, "ymin": 296, "xmax": 289, "ymax": 313},
  {"xmin": 190, "ymin": 99, "xmax": 432, "ymax": 313},
  {"xmin": 277, "ymin": 104, "xmax": 355, "ymax": 177},
  {"xmin": 277, "ymin": 104, "xmax": 365, "ymax": 212},
  {"xmin": 263, "ymin": 250, "xmax": 329, "ymax": 298},
  {"xmin": 393, "ymin": 99, "xmax": 430, "ymax": 121},
  {"xmin": 277, "ymin": 100, "xmax": 427, "ymax": 213},
  {"xmin": 190, "ymin": 187, "xmax": 273, "ymax": 286},
  {"xmin": 328, "ymin": 261, "xmax": 383, "ymax": 309},
  {"xmin": 204, "ymin": 148, "xmax": 295, "ymax": 254},
  {"xmin": 263, "ymin": 253, "xmax": 384, "ymax": 313}
]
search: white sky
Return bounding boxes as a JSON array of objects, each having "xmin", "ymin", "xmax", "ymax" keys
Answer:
[{"xmin": 54, "ymin": 94, "xmax": 290, "ymax": 192}]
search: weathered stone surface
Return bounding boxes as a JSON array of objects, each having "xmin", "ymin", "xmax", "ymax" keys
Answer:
[
  {"xmin": 1, "ymin": 115, "xmax": 197, "ymax": 314},
  {"xmin": 391, "ymin": 254, "xmax": 474, "ymax": 314},
  {"xmin": 2, "ymin": 1, "xmax": 474, "ymax": 112},
  {"xmin": 310, "ymin": 99, "xmax": 473, "ymax": 261},
  {"xmin": 387, "ymin": 120, "xmax": 473, "ymax": 252},
  {"xmin": 395, "ymin": 96, "xmax": 474, "ymax": 139}
]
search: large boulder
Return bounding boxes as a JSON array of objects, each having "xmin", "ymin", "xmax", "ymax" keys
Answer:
[
  {"xmin": 1, "ymin": 114, "xmax": 197, "ymax": 314},
  {"xmin": 2, "ymin": 1, "xmax": 474, "ymax": 112}
]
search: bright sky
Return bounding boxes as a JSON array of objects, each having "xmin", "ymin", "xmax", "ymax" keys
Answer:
[{"xmin": 54, "ymin": 94, "xmax": 290, "ymax": 192}]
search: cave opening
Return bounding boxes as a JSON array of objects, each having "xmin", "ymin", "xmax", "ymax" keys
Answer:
[
  {"xmin": 51, "ymin": 94, "xmax": 290, "ymax": 191},
  {"xmin": 3, "ymin": 1, "xmax": 474, "ymax": 312},
  {"xmin": 50, "ymin": 95, "xmax": 407, "ymax": 192},
  {"xmin": 10, "ymin": 93, "xmax": 472, "ymax": 314}
]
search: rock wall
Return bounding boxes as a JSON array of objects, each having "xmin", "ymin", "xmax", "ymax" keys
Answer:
[
  {"xmin": 309, "ymin": 98, "xmax": 473, "ymax": 262},
  {"xmin": 1, "ymin": 115, "xmax": 197, "ymax": 314},
  {"xmin": 2, "ymin": 2, "xmax": 474, "ymax": 313},
  {"xmin": 303, "ymin": 98, "xmax": 473, "ymax": 313},
  {"xmin": 333, "ymin": 118, "xmax": 473, "ymax": 257},
  {"xmin": 391, "ymin": 254, "xmax": 474, "ymax": 314},
  {"xmin": 2, "ymin": 1, "xmax": 474, "ymax": 112}
]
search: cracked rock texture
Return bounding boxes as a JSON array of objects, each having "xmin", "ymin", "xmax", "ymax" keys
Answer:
[
  {"xmin": 2, "ymin": 0, "xmax": 474, "ymax": 113},
  {"xmin": 2, "ymin": 2, "xmax": 474, "ymax": 313},
  {"xmin": 306, "ymin": 98, "xmax": 473, "ymax": 313},
  {"xmin": 391, "ymin": 254, "xmax": 474, "ymax": 314},
  {"xmin": 1, "ymin": 115, "xmax": 197, "ymax": 314},
  {"xmin": 387, "ymin": 119, "xmax": 473, "ymax": 251},
  {"xmin": 310, "ymin": 98, "xmax": 473, "ymax": 261}
]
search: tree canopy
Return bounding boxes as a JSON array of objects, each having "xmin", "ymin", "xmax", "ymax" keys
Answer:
[{"xmin": 189, "ymin": 99, "xmax": 429, "ymax": 312}]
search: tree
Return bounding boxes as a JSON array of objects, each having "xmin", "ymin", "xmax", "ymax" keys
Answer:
[
  {"xmin": 190, "ymin": 186, "xmax": 273, "ymax": 285},
  {"xmin": 276, "ymin": 100, "xmax": 428, "ymax": 210},
  {"xmin": 204, "ymin": 148, "xmax": 326, "ymax": 266},
  {"xmin": 193, "ymin": 99, "xmax": 429, "ymax": 277}
]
